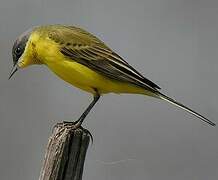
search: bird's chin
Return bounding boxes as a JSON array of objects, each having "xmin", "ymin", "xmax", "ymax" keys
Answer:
[
  {"xmin": 17, "ymin": 57, "xmax": 40, "ymax": 68},
  {"xmin": 17, "ymin": 61, "xmax": 27, "ymax": 68}
]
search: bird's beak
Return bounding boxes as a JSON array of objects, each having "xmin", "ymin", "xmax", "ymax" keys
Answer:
[{"xmin": 8, "ymin": 64, "xmax": 18, "ymax": 80}]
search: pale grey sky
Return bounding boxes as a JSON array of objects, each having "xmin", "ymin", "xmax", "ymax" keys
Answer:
[{"xmin": 0, "ymin": 0, "xmax": 218, "ymax": 180}]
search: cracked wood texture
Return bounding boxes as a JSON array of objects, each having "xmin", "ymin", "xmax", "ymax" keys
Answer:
[{"xmin": 39, "ymin": 123, "xmax": 90, "ymax": 180}]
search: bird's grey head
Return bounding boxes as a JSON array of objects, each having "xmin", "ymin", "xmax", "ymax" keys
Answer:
[
  {"xmin": 12, "ymin": 29, "xmax": 32, "ymax": 65},
  {"xmin": 9, "ymin": 28, "xmax": 32, "ymax": 79}
]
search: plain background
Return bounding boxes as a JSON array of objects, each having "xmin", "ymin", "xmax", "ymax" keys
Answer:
[{"xmin": 0, "ymin": 0, "xmax": 218, "ymax": 179}]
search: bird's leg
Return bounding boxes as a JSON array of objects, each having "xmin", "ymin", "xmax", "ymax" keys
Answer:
[
  {"xmin": 74, "ymin": 93, "xmax": 100, "ymax": 128},
  {"xmin": 63, "ymin": 91, "xmax": 100, "ymax": 129}
]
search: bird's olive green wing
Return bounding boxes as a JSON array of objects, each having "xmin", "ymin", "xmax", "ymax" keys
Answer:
[{"xmin": 48, "ymin": 25, "xmax": 160, "ymax": 91}]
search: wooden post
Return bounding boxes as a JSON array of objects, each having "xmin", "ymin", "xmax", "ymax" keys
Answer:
[{"xmin": 39, "ymin": 122, "xmax": 90, "ymax": 180}]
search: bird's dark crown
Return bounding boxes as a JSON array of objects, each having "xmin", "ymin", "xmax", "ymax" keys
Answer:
[{"xmin": 12, "ymin": 29, "xmax": 32, "ymax": 65}]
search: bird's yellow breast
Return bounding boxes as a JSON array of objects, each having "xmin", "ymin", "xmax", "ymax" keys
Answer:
[{"xmin": 30, "ymin": 32, "xmax": 150, "ymax": 95}]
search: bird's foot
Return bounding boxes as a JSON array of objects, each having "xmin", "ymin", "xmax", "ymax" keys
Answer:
[
  {"xmin": 54, "ymin": 121, "xmax": 79, "ymax": 133},
  {"xmin": 55, "ymin": 120, "xmax": 93, "ymax": 142},
  {"xmin": 62, "ymin": 120, "xmax": 81, "ymax": 129}
]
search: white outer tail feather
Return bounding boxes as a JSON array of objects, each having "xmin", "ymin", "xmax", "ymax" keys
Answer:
[{"xmin": 157, "ymin": 92, "xmax": 216, "ymax": 126}]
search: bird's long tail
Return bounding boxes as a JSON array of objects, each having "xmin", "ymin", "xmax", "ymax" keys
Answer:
[{"xmin": 156, "ymin": 92, "xmax": 216, "ymax": 126}]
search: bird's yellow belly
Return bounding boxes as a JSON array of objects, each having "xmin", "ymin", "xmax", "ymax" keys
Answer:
[
  {"xmin": 46, "ymin": 59, "xmax": 105, "ymax": 94},
  {"xmin": 45, "ymin": 57, "xmax": 150, "ymax": 95}
]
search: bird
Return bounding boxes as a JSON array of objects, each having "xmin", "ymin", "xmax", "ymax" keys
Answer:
[{"xmin": 9, "ymin": 24, "xmax": 216, "ymax": 127}]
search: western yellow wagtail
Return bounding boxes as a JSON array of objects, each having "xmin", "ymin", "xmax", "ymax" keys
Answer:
[{"xmin": 9, "ymin": 25, "xmax": 216, "ymax": 127}]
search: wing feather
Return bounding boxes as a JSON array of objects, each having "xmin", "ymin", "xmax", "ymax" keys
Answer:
[{"xmin": 48, "ymin": 25, "xmax": 161, "ymax": 90}]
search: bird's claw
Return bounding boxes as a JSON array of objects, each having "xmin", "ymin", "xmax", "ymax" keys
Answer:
[{"xmin": 55, "ymin": 121, "xmax": 93, "ymax": 143}]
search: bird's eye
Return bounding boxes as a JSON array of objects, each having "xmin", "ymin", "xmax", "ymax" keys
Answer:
[{"xmin": 15, "ymin": 47, "xmax": 22, "ymax": 55}]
